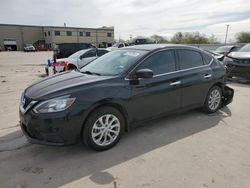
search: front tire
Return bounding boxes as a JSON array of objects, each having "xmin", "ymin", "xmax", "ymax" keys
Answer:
[
  {"xmin": 203, "ymin": 86, "xmax": 222, "ymax": 114},
  {"xmin": 82, "ymin": 106, "xmax": 125, "ymax": 151}
]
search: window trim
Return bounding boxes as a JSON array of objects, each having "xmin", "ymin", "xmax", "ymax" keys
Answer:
[
  {"xmin": 176, "ymin": 49, "xmax": 205, "ymax": 70},
  {"xmin": 135, "ymin": 49, "xmax": 177, "ymax": 77},
  {"xmin": 125, "ymin": 48, "xmax": 213, "ymax": 80},
  {"xmin": 125, "ymin": 49, "xmax": 177, "ymax": 79},
  {"xmin": 201, "ymin": 52, "xmax": 213, "ymax": 65}
]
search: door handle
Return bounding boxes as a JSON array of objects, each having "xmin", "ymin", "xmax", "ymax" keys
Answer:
[
  {"xmin": 204, "ymin": 74, "xmax": 212, "ymax": 79},
  {"xmin": 170, "ymin": 81, "xmax": 181, "ymax": 86}
]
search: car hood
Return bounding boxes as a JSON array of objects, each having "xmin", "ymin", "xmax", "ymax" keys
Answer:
[
  {"xmin": 215, "ymin": 51, "xmax": 225, "ymax": 55},
  {"xmin": 25, "ymin": 71, "xmax": 112, "ymax": 100},
  {"xmin": 228, "ymin": 52, "xmax": 250, "ymax": 59}
]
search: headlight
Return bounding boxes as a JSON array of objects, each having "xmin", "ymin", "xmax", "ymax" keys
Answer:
[
  {"xmin": 20, "ymin": 92, "xmax": 24, "ymax": 106},
  {"xmin": 33, "ymin": 96, "xmax": 75, "ymax": 113}
]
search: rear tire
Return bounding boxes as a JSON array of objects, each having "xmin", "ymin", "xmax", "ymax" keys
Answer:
[
  {"xmin": 203, "ymin": 86, "xmax": 222, "ymax": 114},
  {"xmin": 82, "ymin": 106, "xmax": 125, "ymax": 151}
]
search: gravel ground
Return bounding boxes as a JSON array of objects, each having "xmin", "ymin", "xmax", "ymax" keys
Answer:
[{"xmin": 0, "ymin": 52, "xmax": 250, "ymax": 188}]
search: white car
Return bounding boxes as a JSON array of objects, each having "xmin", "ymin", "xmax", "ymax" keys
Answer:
[
  {"xmin": 106, "ymin": 43, "xmax": 127, "ymax": 51},
  {"xmin": 58, "ymin": 48, "xmax": 108, "ymax": 69},
  {"xmin": 45, "ymin": 48, "xmax": 109, "ymax": 75},
  {"xmin": 24, "ymin": 44, "xmax": 36, "ymax": 52}
]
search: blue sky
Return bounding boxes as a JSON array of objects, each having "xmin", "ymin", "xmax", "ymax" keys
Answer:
[{"xmin": 1, "ymin": 0, "xmax": 250, "ymax": 42}]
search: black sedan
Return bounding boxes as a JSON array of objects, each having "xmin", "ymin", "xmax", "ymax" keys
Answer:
[
  {"xmin": 223, "ymin": 43, "xmax": 250, "ymax": 79},
  {"xmin": 19, "ymin": 44, "xmax": 234, "ymax": 151}
]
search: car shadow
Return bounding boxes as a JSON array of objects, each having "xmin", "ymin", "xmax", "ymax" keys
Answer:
[{"xmin": 0, "ymin": 107, "xmax": 231, "ymax": 187}]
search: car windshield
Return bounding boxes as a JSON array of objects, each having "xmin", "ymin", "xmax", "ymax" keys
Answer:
[
  {"xmin": 215, "ymin": 46, "xmax": 231, "ymax": 52},
  {"xmin": 68, "ymin": 49, "xmax": 90, "ymax": 59},
  {"xmin": 80, "ymin": 50, "xmax": 147, "ymax": 76},
  {"xmin": 239, "ymin": 44, "xmax": 250, "ymax": 52}
]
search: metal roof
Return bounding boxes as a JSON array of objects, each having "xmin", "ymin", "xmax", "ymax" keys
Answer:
[{"xmin": 0, "ymin": 23, "xmax": 114, "ymax": 31}]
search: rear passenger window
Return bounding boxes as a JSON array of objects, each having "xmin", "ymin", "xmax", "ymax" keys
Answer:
[
  {"xmin": 97, "ymin": 50, "xmax": 108, "ymax": 56},
  {"xmin": 202, "ymin": 53, "xmax": 213, "ymax": 64},
  {"xmin": 137, "ymin": 50, "xmax": 176, "ymax": 75},
  {"xmin": 178, "ymin": 50, "xmax": 203, "ymax": 69},
  {"xmin": 84, "ymin": 50, "xmax": 96, "ymax": 58}
]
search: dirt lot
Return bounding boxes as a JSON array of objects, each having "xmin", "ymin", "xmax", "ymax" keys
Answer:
[{"xmin": 0, "ymin": 52, "xmax": 250, "ymax": 188}]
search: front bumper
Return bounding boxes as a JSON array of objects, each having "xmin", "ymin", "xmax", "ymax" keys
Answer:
[
  {"xmin": 19, "ymin": 107, "xmax": 84, "ymax": 146},
  {"xmin": 226, "ymin": 62, "xmax": 250, "ymax": 79}
]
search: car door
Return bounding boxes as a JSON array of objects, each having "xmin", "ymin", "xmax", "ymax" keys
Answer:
[
  {"xmin": 78, "ymin": 49, "xmax": 97, "ymax": 68},
  {"xmin": 127, "ymin": 50, "xmax": 182, "ymax": 122},
  {"xmin": 177, "ymin": 49, "xmax": 213, "ymax": 108}
]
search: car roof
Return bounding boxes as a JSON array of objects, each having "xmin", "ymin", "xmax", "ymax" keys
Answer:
[
  {"xmin": 217, "ymin": 45, "xmax": 235, "ymax": 48},
  {"xmin": 121, "ymin": 44, "xmax": 199, "ymax": 51},
  {"xmin": 97, "ymin": 48, "xmax": 108, "ymax": 50}
]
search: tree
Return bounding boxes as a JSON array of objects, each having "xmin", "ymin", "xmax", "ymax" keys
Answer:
[
  {"xmin": 181, "ymin": 32, "xmax": 209, "ymax": 44},
  {"xmin": 235, "ymin": 32, "xmax": 250, "ymax": 43},
  {"xmin": 170, "ymin": 32, "xmax": 183, "ymax": 44},
  {"xmin": 208, "ymin": 34, "xmax": 219, "ymax": 44},
  {"xmin": 150, "ymin": 34, "xmax": 168, "ymax": 43},
  {"xmin": 170, "ymin": 32, "xmax": 218, "ymax": 44}
]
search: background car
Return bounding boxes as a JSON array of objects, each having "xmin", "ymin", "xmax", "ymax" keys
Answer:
[
  {"xmin": 106, "ymin": 43, "xmax": 128, "ymax": 51},
  {"xmin": 128, "ymin": 37, "xmax": 155, "ymax": 46},
  {"xmin": 214, "ymin": 45, "xmax": 239, "ymax": 55},
  {"xmin": 223, "ymin": 43, "xmax": 250, "ymax": 79},
  {"xmin": 204, "ymin": 50, "xmax": 224, "ymax": 61},
  {"xmin": 45, "ymin": 48, "xmax": 109, "ymax": 75},
  {"xmin": 24, "ymin": 44, "xmax": 36, "ymax": 52},
  {"xmin": 20, "ymin": 44, "xmax": 234, "ymax": 151},
  {"xmin": 54, "ymin": 43, "xmax": 94, "ymax": 59}
]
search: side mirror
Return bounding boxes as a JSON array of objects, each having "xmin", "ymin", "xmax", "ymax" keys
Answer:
[
  {"xmin": 80, "ymin": 55, "xmax": 84, "ymax": 60},
  {"xmin": 135, "ymin": 69, "xmax": 153, "ymax": 79}
]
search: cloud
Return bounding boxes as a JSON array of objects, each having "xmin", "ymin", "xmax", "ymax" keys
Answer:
[{"xmin": 0, "ymin": 0, "xmax": 249, "ymax": 42}]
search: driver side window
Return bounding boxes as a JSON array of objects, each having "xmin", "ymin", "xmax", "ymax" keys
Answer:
[{"xmin": 137, "ymin": 50, "xmax": 176, "ymax": 75}]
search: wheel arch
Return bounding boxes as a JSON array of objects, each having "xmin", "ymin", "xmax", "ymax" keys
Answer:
[
  {"xmin": 202, "ymin": 81, "xmax": 224, "ymax": 106},
  {"xmin": 212, "ymin": 82, "xmax": 224, "ymax": 90},
  {"xmin": 68, "ymin": 63, "xmax": 77, "ymax": 70},
  {"xmin": 80, "ymin": 100, "xmax": 130, "ymax": 139}
]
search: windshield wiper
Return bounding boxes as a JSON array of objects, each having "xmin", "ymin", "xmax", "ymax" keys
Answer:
[{"xmin": 81, "ymin": 70, "xmax": 101, "ymax": 76}]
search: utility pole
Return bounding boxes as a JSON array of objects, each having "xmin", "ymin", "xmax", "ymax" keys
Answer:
[
  {"xmin": 96, "ymin": 30, "xmax": 98, "ymax": 47},
  {"xmin": 225, "ymin": 24, "xmax": 229, "ymax": 44}
]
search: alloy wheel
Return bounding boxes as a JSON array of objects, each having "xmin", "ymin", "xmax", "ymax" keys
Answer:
[
  {"xmin": 208, "ymin": 89, "xmax": 221, "ymax": 110},
  {"xmin": 91, "ymin": 114, "xmax": 120, "ymax": 146}
]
